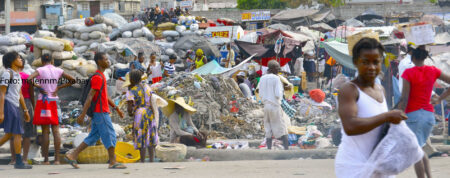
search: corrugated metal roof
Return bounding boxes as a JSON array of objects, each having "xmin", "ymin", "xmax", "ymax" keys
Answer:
[{"xmin": 272, "ymin": 9, "xmax": 319, "ymax": 21}]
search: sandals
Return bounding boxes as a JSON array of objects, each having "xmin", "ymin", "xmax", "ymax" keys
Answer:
[
  {"xmin": 109, "ymin": 163, "xmax": 127, "ymax": 169},
  {"xmin": 64, "ymin": 155, "xmax": 79, "ymax": 169},
  {"xmin": 14, "ymin": 163, "xmax": 32, "ymax": 169}
]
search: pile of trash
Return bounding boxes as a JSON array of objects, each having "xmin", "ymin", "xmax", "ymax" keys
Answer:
[
  {"xmin": 0, "ymin": 32, "xmax": 31, "ymax": 54},
  {"xmin": 151, "ymin": 72, "xmax": 265, "ymax": 140},
  {"xmin": 426, "ymin": 52, "xmax": 450, "ymax": 88},
  {"xmin": 31, "ymin": 32, "xmax": 76, "ymax": 67}
]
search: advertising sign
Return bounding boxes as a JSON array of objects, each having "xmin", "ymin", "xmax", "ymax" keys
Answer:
[{"xmin": 241, "ymin": 11, "xmax": 270, "ymax": 21}]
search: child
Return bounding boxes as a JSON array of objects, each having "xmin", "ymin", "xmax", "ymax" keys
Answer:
[
  {"xmin": 64, "ymin": 52, "xmax": 126, "ymax": 169},
  {"xmin": 0, "ymin": 52, "xmax": 32, "ymax": 169},
  {"xmin": 126, "ymin": 69, "xmax": 163, "ymax": 162},
  {"xmin": 9, "ymin": 57, "xmax": 36, "ymax": 165},
  {"xmin": 28, "ymin": 53, "xmax": 75, "ymax": 165}
]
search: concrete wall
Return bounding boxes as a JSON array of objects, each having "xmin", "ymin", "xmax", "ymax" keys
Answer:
[{"xmin": 335, "ymin": 3, "xmax": 450, "ymax": 20}]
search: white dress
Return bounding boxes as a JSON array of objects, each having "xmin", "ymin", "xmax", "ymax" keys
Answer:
[{"xmin": 335, "ymin": 83, "xmax": 394, "ymax": 178}]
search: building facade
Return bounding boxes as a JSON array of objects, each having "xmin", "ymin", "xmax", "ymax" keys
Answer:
[
  {"xmin": 0, "ymin": 0, "xmax": 41, "ymax": 33},
  {"xmin": 74, "ymin": 0, "xmax": 141, "ymax": 18}
]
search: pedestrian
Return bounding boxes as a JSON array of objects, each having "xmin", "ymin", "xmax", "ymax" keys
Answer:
[
  {"xmin": 184, "ymin": 50, "xmax": 195, "ymax": 72},
  {"xmin": 258, "ymin": 60, "xmax": 289, "ymax": 150},
  {"xmin": 163, "ymin": 55, "xmax": 177, "ymax": 77},
  {"xmin": 0, "ymin": 52, "xmax": 32, "ymax": 169},
  {"xmin": 9, "ymin": 57, "xmax": 36, "ymax": 165},
  {"xmin": 28, "ymin": 53, "xmax": 75, "ymax": 165},
  {"xmin": 237, "ymin": 72, "xmax": 252, "ymax": 99},
  {"xmin": 130, "ymin": 52, "xmax": 146, "ymax": 72},
  {"xmin": 193, "ymin": 49, "xmax": 207, "ymax": 70},
  {"xmin": 335, "ymin": 38, "xmax": 407, "ymax": 177},
  {"xmin": 175, "ymin": 6, "xmax": 182, "ymax": 17},
  {"xmin": 397, "ymin": 45, "xmax": 450, "ymax": 178},
  {"xmin": 64, "ymin": 52, "xmax": 126, "ymax": 169},
  {"xmin": 165, "ymin": 97, "xmax": 206, "ymax": 147},
  {"xmin": 222, "ymin": 44, "xmax": 235, "ymax": 68},
  {"xmin": 126, "ymin": 70, "xmax": 159, "ymax": 162},
  {"xmin": 147, "ymin": 52, "xmax": 163, "ymax": 83}
]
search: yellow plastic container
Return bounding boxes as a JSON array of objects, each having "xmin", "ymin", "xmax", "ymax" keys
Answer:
[{"xmin": 115, "ymin": 142, "xmax": 140, "ymax": 163}]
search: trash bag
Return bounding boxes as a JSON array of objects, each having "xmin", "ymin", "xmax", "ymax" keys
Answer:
[
  {"xmin": 132, "ymin": 29, "xmax": 143, "ymax": 38},
  {"xmin": 360, "ymin": 122, "xmax": 424, "ymax": 177},
  {"xmin": 122, "ymin": 31, "xmax": 132, "ymax": 38},
  {"xmin": 162, "ymin": 30, "xmax": 180, "ymax": 38}
]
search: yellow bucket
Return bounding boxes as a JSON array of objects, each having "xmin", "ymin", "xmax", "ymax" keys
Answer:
[{"xmin": 115, "ymin": 142, "xmax": 141, "ymax": 163}]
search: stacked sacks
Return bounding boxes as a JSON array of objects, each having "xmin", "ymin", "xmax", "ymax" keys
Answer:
[
  {"xmin": 0, "ymin": 32, "xmax": 29, "ymax": 54},
  {"xmin": 31, "ymin": 36, "xmax": 76, "ymax": 67},
  {"xmin": 147, "ymin": 22, "xmax": 176, "ymax": 39},
  {"xmin": 58, "ymin": 14, "xmax": 117, "ymax": 54},
  {"xmin": 61, "ymin": 58, "xmax": 112, "ymax": 88},
  {"xmin": 109, "ymin": 20, "xmax": 154, "ymax": 41}
]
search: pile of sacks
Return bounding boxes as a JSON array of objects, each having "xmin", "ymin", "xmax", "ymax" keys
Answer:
[
  {"xmin": 58, "ymin": 15, "xmax": 117, "ymax": 54},
  {"xmin": 153, "ymin": 73, "xmax": 265, "ymax": 140},
  {"xmin": 0, "ymin": 32, "xmax": 31, "ymax": 54},
  {"xmin": 60, "ymin": 58, "xmax": 112, "ymax": 88},
  {"xmin": 147, "ymin": 22, "xmax": 176, "ymax": 39},
  {"xmin": 31, "ymin": 31, "xmax": 76, "ymax": 67},
  {"xmin": 110, "ymin": 20, "xmax": 154, "ymax": 41}
]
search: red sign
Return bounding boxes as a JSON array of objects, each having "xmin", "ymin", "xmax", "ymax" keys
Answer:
[
  {"xmin": 9, "ymin": 11, "xmax": 37, "ymax": 26},
  {"xmin": 212, "ymin": 31, "xmax": 229, "ymax": 38}
]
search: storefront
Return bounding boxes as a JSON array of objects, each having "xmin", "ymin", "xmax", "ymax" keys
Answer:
[{"xmin": 241, "ymin": 11, "xmax": 270, "ymax": 30}]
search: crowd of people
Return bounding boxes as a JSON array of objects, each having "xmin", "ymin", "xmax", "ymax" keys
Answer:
[{"xmin": 133, "ymin": 5, "xmax": 189, "ymax": 30}]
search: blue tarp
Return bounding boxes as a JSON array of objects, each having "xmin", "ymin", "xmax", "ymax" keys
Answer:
[
  {"xmin": 321, "ymin": 41, "xmax": 356, "ymax": 70},
  {"xmin": 191, "ymin": 60, "xmax": 229, "ymax": 75}
]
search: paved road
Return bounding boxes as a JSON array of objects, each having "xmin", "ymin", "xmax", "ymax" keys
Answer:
[{"xmin": 0, "ymin": 158, "xmax": 449, "ymax": 178}]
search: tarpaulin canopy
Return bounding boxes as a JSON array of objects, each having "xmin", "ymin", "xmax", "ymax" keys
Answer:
[
  {"xmin": 321, "ymin": 41, "xmax": 355, "ymax": 69},
  {"xmin": 191, "ymin": 60, "xmax": 229, "ymax": 75},
  {"xmin": 235, "ymin": 40, "xmax": 302, "ymax": 67}
]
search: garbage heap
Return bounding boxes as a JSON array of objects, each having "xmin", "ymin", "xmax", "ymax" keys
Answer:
[
  {"xmin": 109, "ymin": 20, "xmax": 154, "ymax": 41},
  {"xmin": 152, "ymin": 72, "xmax": 265, "ymax": 140}
]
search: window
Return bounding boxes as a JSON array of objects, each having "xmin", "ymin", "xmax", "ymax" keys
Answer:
[
  {"xmin": 102, "ymin": 3, "xmax": 110, "ymax": 10},
  {"xmin": 119, "ymin": 1, "xmax": 125, "ymax": 12},
  {"xmin": 132, "ymin": 3, "xmax": 138, "ymax": 11},
  {"xmin": 14, "ymin": 0, "xmax": 28, "ymax": 11},
  {"xmin": 82, "ymin": 3, "xmax": 89, "ymax": 11}
]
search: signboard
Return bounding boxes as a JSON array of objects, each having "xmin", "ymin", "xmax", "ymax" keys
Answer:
[
  {"xmin": 212, "ymin": 31, "xmax": 229, "ymax": 38},
  {"xmin": 241, "ymin": 11, "xmax": 271, "ymax": 21},
  {"xmin": 408, "ymin": 24, "xmax": 435, "ymax": 46},
  {"xmin": 180, "ymin": 1, "xmax": 192, "ymax": 9},
  {"xmin": 1, "ymin": 11, "xmax": 37, "ymax": 26}
]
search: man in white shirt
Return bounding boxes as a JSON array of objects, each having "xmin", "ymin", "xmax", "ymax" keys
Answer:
[
  {"xmin": 398, "ymin": 47, "xmax": 415, "ymax": 92},
  {"xmin": 258, "ymin": 60, "xmax": 289, "ymax": 150},
  {"xmin": 223, "ymin": 44, "xmax": 235, "ymax": 68}
]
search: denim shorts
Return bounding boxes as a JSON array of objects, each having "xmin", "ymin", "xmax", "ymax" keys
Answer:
[
  {"xmin": 83, "ymin": 113, "xmax": 117, "ymax": 149},
  {"xmin": 406, "ymin": 109, "xmax": 435, "ymax": 147}
]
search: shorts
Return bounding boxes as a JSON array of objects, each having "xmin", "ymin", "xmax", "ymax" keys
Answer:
[
  {"xmin": 83, "ymin": 112, "xmax": 116, "ymax": 149},
  {"xmin": 20, "ymin": 98, "xmax": 36, "ymax": 138},
  {"xmin": 0, "ymin": 100, "xmax": 23, "ymax": 135},
  {"xmin": 263, "ymin": 102, "xmax": 288, "ymax": 139},
  {"xmin": 406, "ymin": 109, "xmax": 435, "ymax": 147}
]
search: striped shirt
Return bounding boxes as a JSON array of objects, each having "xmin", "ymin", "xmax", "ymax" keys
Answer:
[{"xmin": 164, "ymin": 62, "xmax": 176, "ymax": 76}]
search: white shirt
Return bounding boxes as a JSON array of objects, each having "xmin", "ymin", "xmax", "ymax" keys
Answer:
[
  {"xmin": 258, "ymin": 73, "xmax": 283, "ymax": 106},
  {"xmin": 398, "ymin": 54, "xmax": 414, "ymax": 92},
  {"xmin": 149, "ymin": 62, "xmax": 162, "ymax": 79},
  {"xmin": 226, "ymin": 50, "xmax": 235, "ymax": 68}
]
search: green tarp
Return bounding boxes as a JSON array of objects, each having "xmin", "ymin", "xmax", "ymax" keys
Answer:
[{"xmin": 321, "ymin": 41, "xmax": 356, "ymax": 70}]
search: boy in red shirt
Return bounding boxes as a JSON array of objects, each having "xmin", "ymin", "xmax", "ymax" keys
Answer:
[{"xmin": 64, "ymin": 52, "xmax": 126, "ymax": 169}]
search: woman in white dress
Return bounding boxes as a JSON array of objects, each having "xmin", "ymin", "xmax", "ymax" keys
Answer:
[{"xmin": 335, "ymin": 38, "xmax": 407, "ymax": 178}]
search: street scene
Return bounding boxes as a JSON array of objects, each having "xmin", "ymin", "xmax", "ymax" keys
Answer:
[{"xmin": 0, "ymin": 0, "xmax": 450, "ymax": 177}]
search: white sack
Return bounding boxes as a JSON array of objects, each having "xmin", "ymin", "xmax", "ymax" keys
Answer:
[
  {"xmin": 79, "ymin": 24, "xmax": 107, "ymax": 33},
  {"xmin": 80, "ymin": 33, "xmax": 90, "ymax": 41},
  {"xmin": 52, "ymin": 51, "xmax": 76, "ymax": 60},
  {"xmin": 34, "ymin": 30, "xmax": 56, "ymax": 38},
  {"xmin": 32, "ymin": 38, "xmax": 64, "ymax": 52},
  {"xmin": 73, "ymin": 45, "xmax": 88, "ymax": 54},
  {"xmin": 162, "ymin": 30, "xmax": 180, "ymax": 38},
  {"xmin": 119, "ymin": 21, "xmax": 144, "ymax": 33},
  {"xmin": 0, "ymin": 45, "xmax": 27, "ymax": 53},
  {"xmin": 89, "ymin": 31, "xmax": 105, "ymax": 39},
  {"xmin": 133, "ymin": 29, "xmax": 143, "ymax": 38},
  {"xmin": 122, "ymin": 31, "xmax": 132, "ymax": 38}
]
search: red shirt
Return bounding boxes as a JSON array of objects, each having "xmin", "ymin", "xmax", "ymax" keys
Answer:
[
  {"xmin": 91, "ymin": 70, "xmax": 110, "ymax": 113},
  {"xmin": 402, "ymin": 65, "xmax": 441, "ymax": 113},
  {"xmin": 20, "ymin": 72, "xmax": 30, "ymax": 99}
]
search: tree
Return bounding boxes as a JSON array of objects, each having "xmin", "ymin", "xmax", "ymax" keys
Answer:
[{"xmin": 237, "ymin": 0, "xmax": 287, "ymax": 10}]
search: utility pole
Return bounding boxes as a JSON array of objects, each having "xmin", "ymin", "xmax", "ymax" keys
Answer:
[
  {"xmin": 5, "ymin": 0, "xmax": 10, "ymax": 34},
  {"xmin": 59, "ymin": 0, "xmax": 65, "ymax": 25}
]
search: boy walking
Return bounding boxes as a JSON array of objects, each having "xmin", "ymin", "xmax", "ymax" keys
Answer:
[
  {"xmin": 65, "ymin": 52, "xmax": 126, "ymax": 169},
  {"xmin": 0, "ymin": 52, "xmax": 32, "ymax": 169}
]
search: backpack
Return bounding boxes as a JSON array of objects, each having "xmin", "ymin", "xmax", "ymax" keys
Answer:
[{"xmin": 79, "ymin": 72, "xmax": 105, "ymax": 118}]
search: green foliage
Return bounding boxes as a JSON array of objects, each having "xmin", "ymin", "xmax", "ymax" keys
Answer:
[
  {"xmin": 429, "ymin": 0, "xmax": 438, "ymax": 3},
  {"xmin": 237, "ymin": 0, "xmax": 287, "ymax": 10},
  {"xmin": 319, "ymin": 0, "xmax": 345, "ymax": 7}
]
